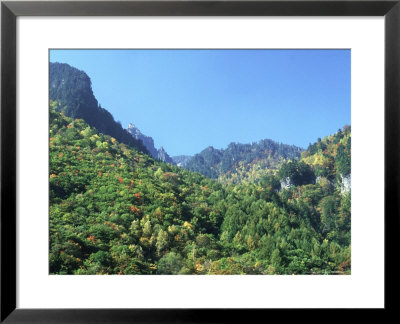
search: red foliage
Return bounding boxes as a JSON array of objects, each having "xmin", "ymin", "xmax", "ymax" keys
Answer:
[
  {"xmin": 134, "ymin": 193, "xmax": 141, "ymax": 199},
  {"xmin": 87, "ymin": 235, "xmax": 96, "ymax": 243},
  {"xmin": 118, "ymin": 177, "xmax": 123, "ymax": 184},
  {"xmin": 130, "ymin": 205, "xmax": 140, "ymax": 213},
  {"xmin": 338, "ymin": 260, "xmax": 350, "ymax": 274},
  {"xmin": 58, "ymin": 153, "xmax": 63, "ymax": 158}
]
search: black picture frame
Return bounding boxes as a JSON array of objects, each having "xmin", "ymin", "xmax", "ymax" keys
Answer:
[{"xmin": 1, "ymin": 0, "xmax": 399, "ymax": 322}]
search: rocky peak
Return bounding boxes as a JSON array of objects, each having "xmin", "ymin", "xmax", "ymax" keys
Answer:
[
  {"xmin": 157, "ymin": 147, "xmax": 174, "ymax": 164},
  {"xmin": 127, "ymin": 123, "xmax": 143, "ymax": 137},
  {"xmin": 126, "ymin": 124, "xmax": 174, "ymax": 164}
]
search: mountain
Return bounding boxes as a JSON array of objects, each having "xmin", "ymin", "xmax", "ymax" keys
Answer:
[
  {"xmin": 172, "ymin": 155, "xmax": 193, "ymax": 168},
  {"xmin": 185, "ymin": 139, "xmax": 304, "ymax": 181},
  {"xmin": 127, "ymin": 123, "xmax": 158, "ymax": 157},
  {"xmin": 127, "ymin": 123, "xmax": 174, "ymax": 164},
  {"xmin": 49, "ymin": 104, "xmax": 351, "ymax": 275},
  {"xmin": 49, "ymin": 62, "xmax": 148, "ymax": 154},
  {"xmin": 156, "ymin": 147, "xmax": 174, "ymax": 164}
]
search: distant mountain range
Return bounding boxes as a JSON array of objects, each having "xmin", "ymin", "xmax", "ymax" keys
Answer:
[{"xmin": 184, "ymin": 140, "xmax": 304, "ymax": 180}]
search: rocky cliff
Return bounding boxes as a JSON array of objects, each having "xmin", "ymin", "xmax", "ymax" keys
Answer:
[{"xmin": 127, "ymin": 124, "xmax": 174, "ymax": 164}]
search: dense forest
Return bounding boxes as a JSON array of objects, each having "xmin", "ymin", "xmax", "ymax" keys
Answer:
[{"xmin": 49, "ymin": 100, "xmax": 351, "ymax": 275}]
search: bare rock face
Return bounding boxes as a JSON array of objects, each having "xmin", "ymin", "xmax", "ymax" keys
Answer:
[
  {"xmin": 280, "ymin": 177, "xmax": 293, "ymax": 190},
  {"xmin": 172, "ymin": 155, "xmax": 193, "ymax": 168},
  {"xmin": 157, "ymin": 147, "xmax": 174, "ymax": 164},
  {"xmin": 127, "ymin": 124, "xmax": 174, "ymax": 164},
  {"xmin": 127, "ymin": 123, "xmax": 158, "ymax": 157},
  {"xmin": 340, "ymin": 174, "xmax": 351, "ymax": 194}
]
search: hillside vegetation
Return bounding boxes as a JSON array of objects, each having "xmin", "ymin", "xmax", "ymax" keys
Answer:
[
  {"xmin": 49, "ymin": 103, "xmax": 351, "ymax": 275},
  {"xmin": 302, "ymin": 126, "xmax": 351, "ymax": 180}
]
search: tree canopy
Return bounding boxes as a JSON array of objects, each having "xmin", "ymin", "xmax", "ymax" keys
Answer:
[{"xmin": 50, "ymin": 103, "xmax": 351, "ymax": 275}]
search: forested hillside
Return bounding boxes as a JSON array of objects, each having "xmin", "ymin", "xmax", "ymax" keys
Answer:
[
  {"xmin": 49, "ymin": 103, "xmax": 351, "ymax": 275},
  {"xmin": 302, "ymin": 126, "xmax": 351, "ymax": 182}
]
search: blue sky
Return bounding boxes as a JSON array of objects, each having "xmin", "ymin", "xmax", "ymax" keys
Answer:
[{"xmin": 50, "ymin": 49, "xmax": 350, "ymax": 156}]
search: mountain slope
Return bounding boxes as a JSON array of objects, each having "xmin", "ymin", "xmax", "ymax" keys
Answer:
[
  {"xmin": 49, "ymin": 105, "xmax": 224, "ymax": 274},
  {"xmin": 50, "ymin": 62, "xmax": 148, "ymax": 154},
  {"xmin": 276, "ymin": 127, "xmax": 351, "ymax": 243},
  {"xmin": 49, "ymin": 105, "xmax": 351, "ymax": 275},
  {"xmin": 301, "ymin": 126, "xmax": 351, "ymax": 192},
  {"xmin": 303, "ymin": 126, "xmax": 351, "ymax": 176}
]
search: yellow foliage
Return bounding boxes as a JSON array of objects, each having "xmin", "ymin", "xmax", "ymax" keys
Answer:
[
  {"xmin": 267, "ymin": 265, "xmax": 276, "ymax": 274},
  {"xmin": 195, "ymin": 262, "xmax": 204, "ymax": 273},
  {"xmin": 183, "ymin": 221, "xmax": 192, "ymax": 229},
  {"xmin": 274, "ymin": 223, "xmax": 280, "ymax": 231},
  {"xmin": 174, "ymin": 234, "xmax": 183, "ymax": 242},
  {"xmin": 168, "ymin": 225, "xmax": 178, "ymax": 234}
]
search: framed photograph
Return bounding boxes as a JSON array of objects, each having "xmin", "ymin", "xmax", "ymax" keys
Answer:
[{"xmin": 1, "ymin": 0, "xmax": 399, "ymax": 322}]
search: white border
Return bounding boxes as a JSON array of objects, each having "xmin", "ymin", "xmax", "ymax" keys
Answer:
[{"xmin": 17, "ymin": 17, "xmax": 384, "ymax": 308}]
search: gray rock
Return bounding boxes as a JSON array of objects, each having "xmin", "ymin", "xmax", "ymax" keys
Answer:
[
  {"xmin": 127, "ymin": 123, "xmax": 174, "ymax": 164},
  {"xmin": 280, "ymin": 177, "xmax": 293, "ymax": 190},
  {"xmin": 172, "ymin": 155, "xmax": 193, "ymax": 168},
  {"xmin": 157, "ymin": 147, "xmax": 174, "ymax": 164},
  {"xmin": 340, "ymin": 174, "xmax": 351, "ymax": 194}
]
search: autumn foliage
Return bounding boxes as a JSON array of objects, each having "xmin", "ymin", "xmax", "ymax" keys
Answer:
[{"xmin": 49, "ymin": 104, "xmax": 351, "ymax": 275}]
